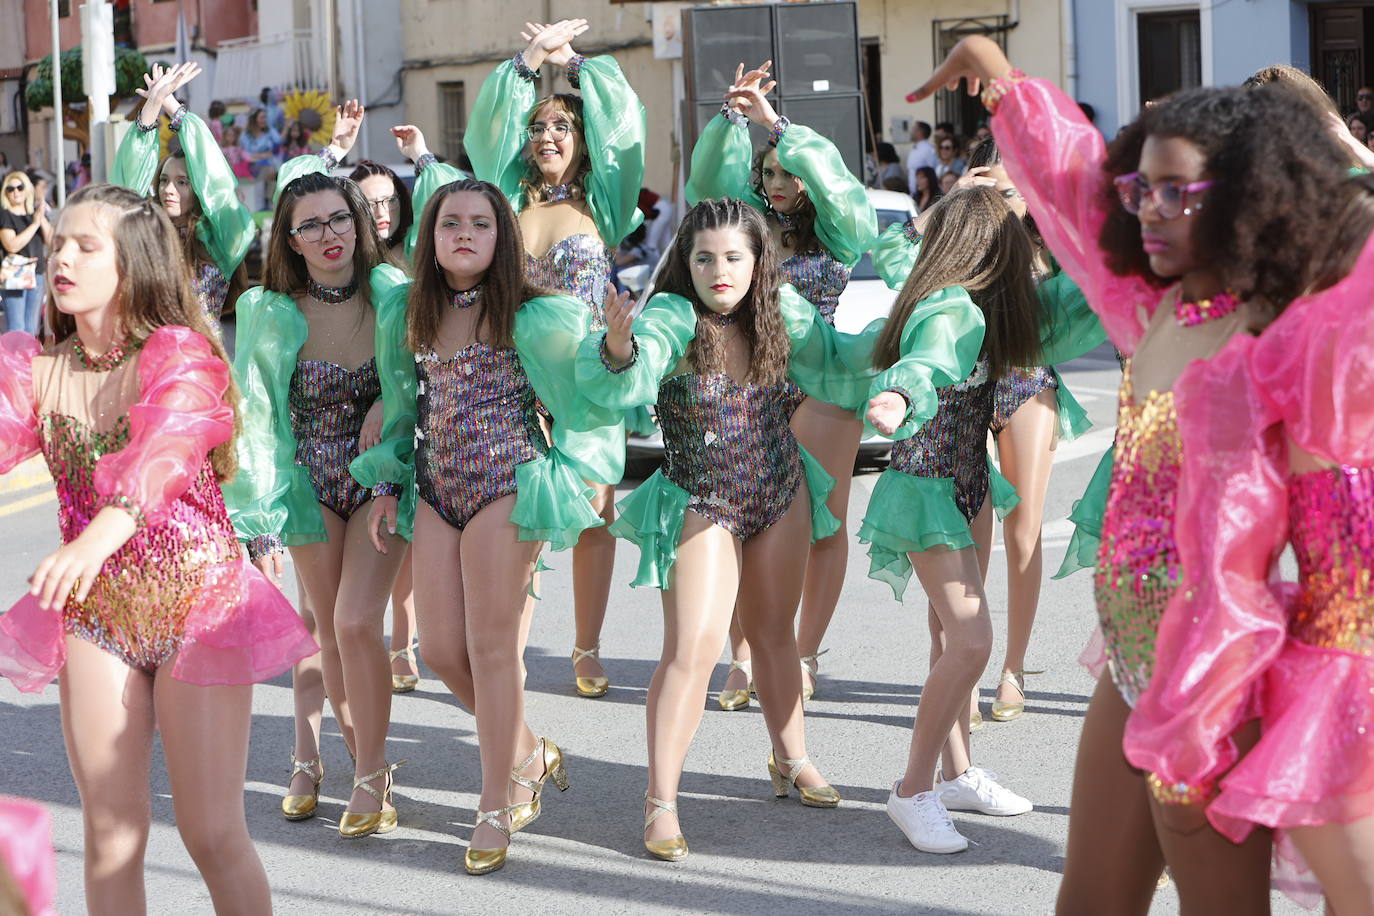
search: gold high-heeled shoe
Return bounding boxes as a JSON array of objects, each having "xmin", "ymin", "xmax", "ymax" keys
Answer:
[
  {"xmin": 281, "ymin": 753, "xmax": 324, "ymax": 821},
  {"xmin": 390, "ymin": 641, "xmax": 420, "ymax": 693},
  {"xmin": 800, "ymin": 649, "xmax": 829, "ymax": 702},
  {"xmin": 465, "ymin": 805, "xmax": 519, "ymax": 875},
  {"xmin": 508, "ymin": 737, "xmax": 571, "ymax": 834},
  {"xmin": 338, "ymin": 761, "xmax": 405, "ymax": 838},
  {"xmin": 643, "ymin": 793, "xmax": 688, "ymax": 861},
  {"xmin": 717, "ymin": 658, "xmax": 753, "ymax": 711},
  {"xmin": 572, "ymin": 644, "xmax": 609, "ymax": 698},
  {"xmin": 767, "ymin": 751, "xmax": 841, "ymax": 808},
  {"xmin": 990, "ymin": 670, "xmax": 1042, "ymax": 722}
]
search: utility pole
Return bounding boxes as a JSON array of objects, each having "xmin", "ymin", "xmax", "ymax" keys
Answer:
[
  {"xmin": 48, "ymin": 0, "xmax": 64, "ymax": 205},
  {"xmin": 82, "ymin": 1, "xmax": 115, "ymax": 182}
]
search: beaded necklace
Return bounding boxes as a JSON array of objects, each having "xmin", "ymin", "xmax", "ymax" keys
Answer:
[
  {"xmin": 1174, "ymin": 289, "xmax": 1241, "ymax": 328},
  {"xmin": 703, "ymin": 309, "xmax": 741, "ymax": 328},
  {"xmin": 451, "ymin": 286, "xmax": 481, "ymax": 309},
  {"xmin": 73, "ymin": 335, "xmax": 145, "ymax": 372},
  {"xmin": 540, "ymin": 182, "xmax": 578, "ymax": 203},
  {"xmin": 305, "ymin": 275, "xmax": 359, "ymax": 304}
]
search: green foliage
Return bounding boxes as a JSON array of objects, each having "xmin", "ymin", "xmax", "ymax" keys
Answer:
[{"xmin": 25, "ymin": 46, "xmax": 151, "ymax": 111}]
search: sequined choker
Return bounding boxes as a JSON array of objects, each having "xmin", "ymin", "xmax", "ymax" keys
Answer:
[
  {"xmin": 1174, "ymin": 289, "xmax": 1241, "ymax": 328},
  {"xmin": 767, "ymin": 204, "xmax": 798, "ymax": 231},
  {"xmin": 451, "ymin": 286, "xmax": 482, "ymax": 309},
  {"xmin": 703, "ymin": 309, "xmax": 741, "ymax": 327},
  {"xmin": 73, "ymin": 335, "xmax": 145, "ymax": 372},
  {"xmin": 305, "ymin": 275, "xmax": 359, "ymax": 304},
  {"xmin": 540, "ymin": 182, "xmax": 578, "ymax": 203}
]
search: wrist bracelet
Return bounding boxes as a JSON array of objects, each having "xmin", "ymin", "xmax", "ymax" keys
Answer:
[
  {"xmin": 168, "ymin": 104, "xmax": 189, "ymax": 132},
  {"xmin": 980, "ymin": 69, "xmax": 1027, "ymax": 116},
  {"xmin": 415, "ymin": 153, "xmax": 437, "ymax": 174},
  {"xmin": 103, "ymin": 493, "xmax": 148, "ymax": 531},
  {"xmin": 512, "ymin": 53, "xmax": 539, "ymax": 83},
  {"xmin": 720, "ymin": 102, "xmax": 749, "ymax": 129},
  {"xmin": 318, "ymin": 146, "xmax": 339, "ymax": 169},
  {"xmin": 137, "ymin": 115, "xmax": 160, "ymax": 133},
  {"xmin": 565, "ymin": 54, "xmax": 586, "ymax": 89},
  {"xmin": 902, "ymin": 219, "xmax": 923, "ymax": 245},
  {"xmin": 1146, "ymin": 772, "xmax": 1215, "ymax": 806},
  {"xmin": 371, "ymin": 482, "xmax": 402, "ymax": 499},
  {"xmin": 599, "ymin": 332, "xmax": 638, "ymax": 374},
  {"xmin": 246, "ymin": 533, "xmax": 285, "ymax": 562},
  {"xmin": 767, "ymin": 116, "xmax": 791, "ymax": 147}
]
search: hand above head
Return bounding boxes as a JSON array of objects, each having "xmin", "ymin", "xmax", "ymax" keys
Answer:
[
  {"xmin": 603, "ymin": 287, "xmax": 637, "ymax": 366},
  {"xmin": 520, "ymin": 19, "xmax": 590, "ymax": 70},
  {"xmin": 160, "ymin": 61, "xmax": 203, "ymax": 117},
  {"xmin": 953, "ymin": 166, "xmax": 997, "ymax": 191},
  {"xmin": 865, "ymin": 391, "xmax": 909, "ymax": 437},
  {"xmin": 391, "ymin": 125, "xmax": 430, "ymax": 163},
  {"xmin": 134, "ymin": 62, "xmax": 196, "ymax": 128},
  {"xmin": 331, "ymin": 99, "xmax": 366, "ymax": 156},
  {"xmin": 725, "ymin": 61, "xmax": 776, "ymax": 116},
  {"xmin": 905, "ymin": 35, "xmax": 1013, "ymax": 104}
]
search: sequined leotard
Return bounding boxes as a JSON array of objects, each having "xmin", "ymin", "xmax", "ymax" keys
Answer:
[
  {"xmin": 414, "ymin": 343, "xmax": 549, "ymax": 529},
  {"xmin": 887, "ymin": 359, "xmax": 995, "ymax": 522},
  {"xmin": 526, "ymin": 234, "xmax": 614, "ymax": 331},
  {"xmin": 288, "ymin": 358, "xmax": 383, "ymax": 520},
  {"xmin": 194, "ymin": 261, "xmax": 231, "ymax": 323},
  {"xmin": 991, "ymin": 366, "xmax": 1058, "ymax": 433},
  {"xmin": 657, "ymin": 372, "xmax": 802, "ymax": 540},
  {"xmin": 1287, "ymin": 466, "xmax": 1374, "ymax": 656},
  {"xmin": 780, "ymin": 250, "xmax": 851, "ymax": 327},
  {"xmin": 1092, "ymin": 360, "xmax": 1182, "ymax": 707}
]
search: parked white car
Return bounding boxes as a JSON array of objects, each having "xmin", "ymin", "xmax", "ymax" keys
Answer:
[{"xmin": 625, "ymin": 189, "xmax": 919, "ymax": 478}]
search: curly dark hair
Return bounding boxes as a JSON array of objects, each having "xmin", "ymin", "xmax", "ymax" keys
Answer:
[
  {"xmin": 1098, "ymin": 85, "xmax": 1356, "ymax": 326},
  {"xmin": 750, "ymin": 147, "xmax": 823, "ymax": 256},
  {"xmin": 647, "ymin": 198, "xmax": 791, "ymax": 386}
]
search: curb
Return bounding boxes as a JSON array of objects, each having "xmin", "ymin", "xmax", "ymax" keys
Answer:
[{"xmin": 0, "ymin": 456, "xmax": 50, "ymax": 497}]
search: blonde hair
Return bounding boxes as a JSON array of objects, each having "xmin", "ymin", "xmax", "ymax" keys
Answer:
[{"xmin": 2, "ymin": 170, "xmax": 34, "ymax": 215}]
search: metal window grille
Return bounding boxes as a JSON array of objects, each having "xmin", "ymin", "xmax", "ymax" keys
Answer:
[{"xmin": 438, "ymin": 81, "xmax": 466, "ymax": 163}]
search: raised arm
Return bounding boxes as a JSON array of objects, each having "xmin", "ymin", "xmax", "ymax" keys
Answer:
[
  {"xmin": 572, "ymin": 55, "xmax": 647, "ymax": 247},
  {"xmin": 574, "ymin": 290, "xmax": 697, "ymax": 410},
  {"xmin": 394, "ymin": 125, "xmax": 469, "ymax": 258},
  {"xmin": 778, "ymin": 284, "xmax": 872, "ymax": 410}
]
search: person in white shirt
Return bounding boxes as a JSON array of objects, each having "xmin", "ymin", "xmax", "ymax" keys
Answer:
[{"xmin": 905, "ymin": 120, "xmax": 938, "ymax": 195}]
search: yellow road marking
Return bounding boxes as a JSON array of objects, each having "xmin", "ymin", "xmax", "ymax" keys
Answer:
[{"xmin": 0, "ymin": 490, "xmax": 55, "ymax": 518}]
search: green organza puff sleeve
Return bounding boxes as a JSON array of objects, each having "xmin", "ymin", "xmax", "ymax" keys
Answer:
[
  {"xmin": 110, "ymin": 112, "xmax": 254, "ymax": 279},
  {"xmin": 348, "ymin": 267, "xmax": 417, "ymax": 539},
  {"xmin": 685, "ymin": 116, "xmax": 877, "ymax": 267},
  {"xmin": 1053, "ymin": 444, "xmax": 1113, "ymax": 579},
  {"xmin": 221, "ymin": 287, "xmax": 326, "ymax": 553},
  {"xmin": 511, "ymin": 294, "xmax": 627, "ymax": 551},
  {"xmin": 466, "ymin": 54, "xmax": 646, "ymax": 246}
]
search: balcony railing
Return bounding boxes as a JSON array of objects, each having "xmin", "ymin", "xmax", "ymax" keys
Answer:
[{"xmin": 212, "ymin": 30, "xmax": 326, "ymax": 101}]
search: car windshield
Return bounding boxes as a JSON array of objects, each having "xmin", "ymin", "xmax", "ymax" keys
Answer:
[{"xmin": 849, "ymin": 208, "xmax": 911, "ymax": 282}]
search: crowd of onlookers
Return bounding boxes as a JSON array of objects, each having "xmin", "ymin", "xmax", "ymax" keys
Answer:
[{"xmin": 865, "ymin": 119, "xmax": 994, "ymax": 212}]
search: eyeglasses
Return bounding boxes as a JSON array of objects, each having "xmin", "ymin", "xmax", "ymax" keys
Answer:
[
  {"xmin": 1359, "ymin": 93, "xmax": 1374, "ymax": 101},
  {"xmin": 289, "ymin": 212, "xmax": 355, "ymax": 242},
  {"xmin": 1112, "ymin": 172, "xmax": 1213, "ymax": 219},
  {"xmin": 939, "ymin": 144, "xmax": 954, "ymax": 150},
  {"xmin": 527, "ymin": 122, "xmax": 572, "ymax": 143},
  {"xmin": 4, "ymin": 185, "xmax": 23, "ymax": 193},
  {"xmin": 365, "ymin": 195, "xmax": 399, "ymax": 212},
  {"xmin": 1000, "ymin": 186, "xmax": 1024, "ymax": 201}
]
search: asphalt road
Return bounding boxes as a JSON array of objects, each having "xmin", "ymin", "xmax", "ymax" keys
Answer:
[{"xmin": 0, "ymin": 347, "xmax": 1307, "ymax": 914}]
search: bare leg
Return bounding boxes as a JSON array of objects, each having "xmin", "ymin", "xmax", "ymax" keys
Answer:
[
  {"xmin": 1148, "ymin": 718, "xmax": 1272, "ymax": 915},
  {"xmin": 738, "ymin": 487, "xmax": 828, "ymax": 789},
  {"xmin": 460, "ymin": 495, "xmax": 544, "ymax": 852},
  {"xmin": 645, "ymin": 512, "xmax": 742, "ymax": 842},
  {"xmin": 572, "ymin": 482, "xmax": 616, "ymax": 684},
  {"xmin": 58, "ymin": 637, "xmax": 155, "ymax": 914},
  {"xmin": 897, "ymin": 539, "xmax": 993, "ymax": 797},
  {"xmin": 155, "ymin": 668, "xmax": 270, "ymax": 915},
  {"xmin": 965, "ymin": 500, "xmax": 995, "ymax": 726},
  {"xmin": 720, "ymin": 609, "xmax": 753, "ymax": 696},
  {"xmin": 289, "ymin": 582, "xmax": 326, "ymax": 797},
  {"xmin": 290, "ymin": 511, "xmax": 352, "ymax": 760},
  {"xmin": 1056, "ymin": 676, "xmax": 1164, "ymax": 916},
  {"xmin": 792, "ymin": 400, "xmax": 864, "ymax": 688},
  {"xmin": 1290, "ymin": 817, "xmax": 1374, "ymax": 915},
  {"xmin": 389, "ymin": 546, "xmax": 419, "ymax": 681},
  {"xmin": 993, "ymin": 390, "xmax": 1056, "ymax": 707}
]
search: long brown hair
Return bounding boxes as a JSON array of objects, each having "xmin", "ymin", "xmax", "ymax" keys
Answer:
[
  {"xmin": 646, "ymin": 197, "xmax": 791, "ymax": 386},
  {"xmin": 518, "ymin": 94, "xmax": 592, "ymax": 207},
  {"xmin": 46, "ymin": 184, "xmax": 241, "ymax": 480},
  {"xmin": 750, "ymin": 148, "xmax": 823, "ymax": 255},
  {"xmin": 407, "ymin": 178, "xmax": 546, "ymax": 352},
  {"xmin": 262, "ymin": 171, "xmax": 399, "ymax": 298},
  {"xmin": 874, "ymin": 187, "xmax": 1042, "ymax": 380}
]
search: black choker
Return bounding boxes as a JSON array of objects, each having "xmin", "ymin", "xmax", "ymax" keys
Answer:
[
  {"xmin": 540, "ymin": 182, "xmax": 578, "ymax": 203},
  {"xmin": 451, "ymin": 286, "xmax": 481, "ymax": 309},
  {"xmin": 766, "ymin": 203, "xmax": 798, "ymax": 231},
  {"xmin": 703, "ymin": 309, "xmax": 741, "ymax": 327},
  {"xmin": 306, "ymin": 276, "xmax": 359, "ymax": 304}
]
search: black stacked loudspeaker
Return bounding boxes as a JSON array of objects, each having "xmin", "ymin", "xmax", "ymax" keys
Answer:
[{"xmin": 682, "ymin": 1, "xmax": 864, "ymax": 183}]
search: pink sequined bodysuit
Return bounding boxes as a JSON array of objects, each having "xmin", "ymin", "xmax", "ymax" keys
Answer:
[
  {"xmin": 1286, "ymin": 466, "xmax": 1374, "ymax": 656},
  {"xmin": 1093, "ymin": 360, "xmax": 1183, "ymax": 707}
]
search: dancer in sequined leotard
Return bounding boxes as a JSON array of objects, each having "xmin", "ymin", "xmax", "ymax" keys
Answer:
[
  {"xmin": 224, "ymin": 124, "xmax": 416, "ymax": 837},
  {"xmin": 915, "ymin": 36, "xmax": 1365, "ymax": 911},
  {"xmin": 0, "ymin": 184, "xmax": 314, "ymax": 911},
  {"xmin": 581, "ymin": 199, "xmax": 869, "ymax": 861},
  {"xmin": 111, "ymin": 63, "xmax": 253, "ymax": 323},
  {"xmin": 364, "ymin": 178, "xmax": 622, "ymax": 875},
  {"xmin": 465, "ymin": 20, "xmax": 647, "ymax": 698},
  {"xmin": 686, "ymin": 63, "xmax": 878, "ymax": 706}
]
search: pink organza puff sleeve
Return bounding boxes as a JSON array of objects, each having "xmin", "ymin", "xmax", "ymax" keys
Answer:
[
  {"xmin": 991, "ymin": 79, "xmax": 1160, "ymax": 354},
  {"xmin": 0, "ymin": 797, "xmax": 56, "ymax": 916},
  {"xmin": 0, "ymin": 332, "xmax": 42, "ymax": 472},
  {"xmin": 1250, "ymin": 233, "xmax": 1374, "ymax": 466},
  {"xmin": 94, "ymin": 326, "xmax": 235, "ymax": 528},
  {"xmin": 1122, "ymin": 336, "xmax": 1289, "ymax": 801}
]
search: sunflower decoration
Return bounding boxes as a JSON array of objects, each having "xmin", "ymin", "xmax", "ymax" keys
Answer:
[{"xmin": 279, "ymin": 88, "xmax": 337, "ymax": 146}]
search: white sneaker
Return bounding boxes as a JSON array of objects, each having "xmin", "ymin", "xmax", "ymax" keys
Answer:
[
  {"xmin": 886, "ymin": 782, "xmax": 968, "ymax": 854},
  {"xmin": 936, "ymin": 766, "xmax": 1033, "ymax": 816}
]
